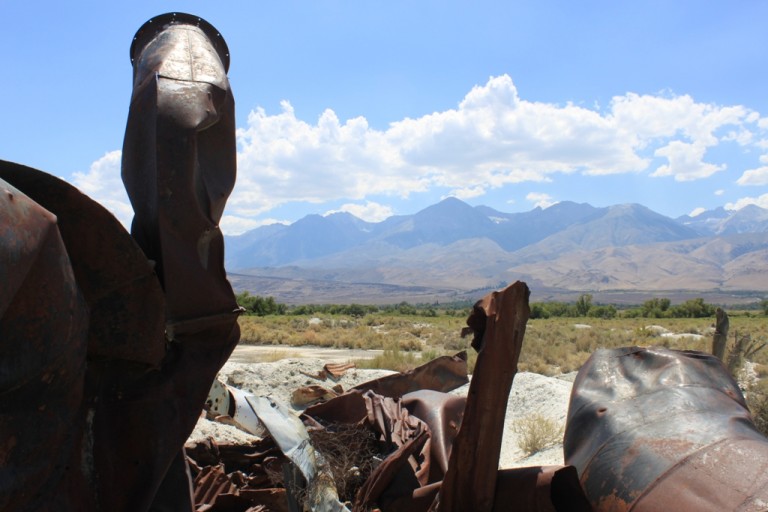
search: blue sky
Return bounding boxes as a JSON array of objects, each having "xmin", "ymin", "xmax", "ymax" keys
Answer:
[{"xmin": 2, "ymin": 1, "xmax": 768, "ymax": 235}]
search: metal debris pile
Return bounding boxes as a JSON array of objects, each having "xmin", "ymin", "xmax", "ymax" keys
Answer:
[
  {"xmin": 185, "ymin": 283, "xmax": 590, "ymax": 512},
  {"xmin": 187, "ymin": 353, "xmax": 469, "ymax": 511}
]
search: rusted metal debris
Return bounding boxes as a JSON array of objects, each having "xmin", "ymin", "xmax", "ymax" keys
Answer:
[
  {"xmin": 188, "ymin": 282, "xmax": 591, "ymax": 512},
  {"xmin": 565, "ymin": 346, "xmax": 768, "ymax": 511},
  {"xmin": 123, "ymin": 11, "xmax": 237, "ymax": 327},
  {"xmin": 351, "ymin": 352, "xmax": 469, "ymax": 398},
  {"xmin": 0, "ymin": 166, "xmax": 91, "ymax": 512},
  {"xmin": 299, "ymin": 362, "xmax": 357, "ymax": 381},
  {"xmin": 434, "ymin": 281, "xmax": 531, "ymax": 512},
  {"xmin": 0, "ymin": 12, "xmax": 240, "ymax": 511}
]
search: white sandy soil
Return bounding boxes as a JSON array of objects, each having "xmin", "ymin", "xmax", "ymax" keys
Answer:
[{"xmin": 190, "ymin": 349, "xmax": 575, "ymax": 468}]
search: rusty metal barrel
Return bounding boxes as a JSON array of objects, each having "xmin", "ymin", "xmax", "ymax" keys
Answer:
[{"xmin": 565, "ymin": 346, "xmax": 768, "ymax": 511}]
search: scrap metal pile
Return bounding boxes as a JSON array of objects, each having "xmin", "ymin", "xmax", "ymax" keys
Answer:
[
  {"xmin": 184, "ymin": 283, "xmax": 591, "ymax": 512},
  {"xmin": 3, "ymin": 11, "xmax": 768, "ymax": 512}
]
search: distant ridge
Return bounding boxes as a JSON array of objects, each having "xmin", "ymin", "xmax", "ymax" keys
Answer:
[{"xmin": 225, "ymin": 199, "xmax": 768, "ymax": 304}]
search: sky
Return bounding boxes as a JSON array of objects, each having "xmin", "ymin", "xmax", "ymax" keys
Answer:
[{"xmin": 2, "ymin": 1, "xmax": 768, "ymax": 235}]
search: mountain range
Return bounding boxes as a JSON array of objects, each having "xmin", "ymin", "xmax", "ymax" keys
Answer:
[{"xmin": 224, "ymin": 198, "xmax": 768, "ymax": 305}]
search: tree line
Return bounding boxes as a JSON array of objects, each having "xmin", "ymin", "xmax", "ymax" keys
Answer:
[
  {"xmin": 529, "ymin": 295, "xmax": 722, "ymax": 319},
  {"xmin": 236, "ymin": 291, "xmax": 768, "ymax": 319}
]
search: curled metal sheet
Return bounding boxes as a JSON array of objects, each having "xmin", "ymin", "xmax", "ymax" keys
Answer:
[
  {"xmin": 565, "ymin": 346, "xmax": 768, "ymax": 511},
  {"xmin": 351, "ymin": 352, "xmax": 469, "ymax": 398},
  {"xmin": 247, "ymin": 395, "xmax": 350, "ymax": 512},
  {"xmin": 185, "ymin": 438, "xmax": 289, "ymax": 511},
  {"xmin": 401, "ymin": 389, "xmax": 465, "ymax": 483}
]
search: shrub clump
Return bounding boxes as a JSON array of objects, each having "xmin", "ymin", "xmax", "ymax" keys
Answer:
[{"xmin": 512, "ymin": 413, "xmax": 564, "ymax": 456}]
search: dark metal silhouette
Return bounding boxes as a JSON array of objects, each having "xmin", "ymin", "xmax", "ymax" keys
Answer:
[{"xmin": 0, "ymin": 12, "xmax": 240, "ymax": 511}]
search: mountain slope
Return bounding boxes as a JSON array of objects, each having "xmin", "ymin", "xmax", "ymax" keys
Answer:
[
  {"xmin": 677, "ymin": 204, "xmax": 768, "ymax": 235},
  {"xmin": 509, "ymin": 203, "xmax": 701, "ymax": 263},
  {"xmin": 226, "ymin": 212, "xmax": 375, "ymax": 268},
  {"xmin": 224, "ymin": 199, "xmax": 768, "ymax": 301},
  {"xmin": 373, "ymin": 197, "xmax": 498, "ymax": 248},
  {"xmin": 477, "ymin": 201, "xmax": 602, "ymax": 251},
  {"xmin": 507, "ymin": 232, "xmax": 768, "ymax": 292}
]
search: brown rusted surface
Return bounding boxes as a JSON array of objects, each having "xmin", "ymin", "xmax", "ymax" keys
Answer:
[
  {"xmin": 401, "ymin": 390, "xmax": 465, "ymax": 482},
  {"xmin": 122, "ymin": 11, "xmax": 237, "ymax": 326},
  {"xmin": 0, "ymin": 161, "xmax": 166, "ymax": 367},
  {"xmin": 712, "ymin": 307, "xmax": 729, "ymax": 361},
  {"xmin": 185, "ymin": 439, "xmax": 289, "ymax": 512},
  {"xmin": 291, "ymin": 385, "xmax": 340, "ymax": 407},
  {"xmin": 300, "ymin": 362, "xmax": 357, "ymax": 381},
  {"xmin": 0, "ymin": 12, "xmax": 240, "ymax": 511},
  {"xmin": 351, "ymin": 352, "xmax": 469, "ymax": 398},
  {"xmin": 433, "ymin": 281, "xmax": 531, "ymax": 512},
  {"xmin": 353, "ymin": 429, "xmax": 431, "ymax": 512},
  {"xmin": 493, "ymin": 466, "xmax": 592, "ymax": 512},
  {"xmin": 565, "ymin": 346, "xmax": 768, "ymax": 511},
  {"xmin": 325, "ymin": 362, "xmax": 357, "ymax": 379},
  {"xmin": 0, "ymin": 173, "xmax": 89, "ymax": 511}
]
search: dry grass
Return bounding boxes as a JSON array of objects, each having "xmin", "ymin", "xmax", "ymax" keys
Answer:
[
  {"xmin": 254, "ymin": 350, "xmax": 302, "ymax": 362},
  {"xmin": 237, "ymin": 312, "xmax": 768, "ymax": 373},
  {"xmin": 513, "ymin": 413, "xmax": 564, "ymax": 456}
]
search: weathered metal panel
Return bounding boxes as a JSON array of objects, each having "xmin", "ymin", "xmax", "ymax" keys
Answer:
[
  {"xmin": 122, "ymin": 12, "xmax": 237, "ymax": 327},
  {"xmin": 351, "ymin": 352, "xmax": 469, "ymax": 398},
  {"xmin": 492, "ymin": 466, "xmax": 592, "ymax": 512},
  {"xmin": 0, "ymin": 175, "xmax": 89, "ymax": 512},
  {"xmin": 0, "ymin": 11, "xmax": 241, "ymax": 511},
  {"xmin": 565, "ymin": 346, "xmax": 768, "ymax": 511},
  {"xmin": 433, "ymin": 281, "xmax": 531, "ymax": 512},
  {"xmin": 0, "ymin": 160, "xmax": 166, "ymax": 366}
]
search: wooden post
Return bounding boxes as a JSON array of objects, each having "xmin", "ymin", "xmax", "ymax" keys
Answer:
[{"xmin": 712, "ymin": 307, "xmax": 729, "ymax": 362}]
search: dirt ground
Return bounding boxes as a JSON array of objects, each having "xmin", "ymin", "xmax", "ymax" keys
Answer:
[{"xmin": 227, "ymin": 344, "xmax": 384, "ymax": 363}]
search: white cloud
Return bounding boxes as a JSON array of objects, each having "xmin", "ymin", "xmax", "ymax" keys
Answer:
[
  {"xmin": 688, "ymin": 207, "xmax": 706, "ymax": 217},
  {"xmin": 722, "ymin": 129, "xmax": 753, "ymax": 146},
  {"xmin": 74, "ymin": 75, "xmax": 764, "ymax": 233},
  {"xmin": 219, "ymin": 215, "xmax": 287, "ymax": 236},
  {"xmin": 610, "ymin": 92, "xmax": 753, "ymax": 181},
  {"xmin": 726, "ymin": 193, "xmax": 768, "ymax": 210},
  {"xmin": 233, "ymin": 102, "xmax": 419, "ymax": 219},
  {"xmin": 737, "ymin": 162, "xmax": 768, "ymax": 186},
  {"xmin": 71, "ymin": 150, "xmax": 133, "ymax": 230},
  {"xmin": 609, "ymin": 92, "xmax": 748, "ymax": 146},
  {"xmin": 230, "ymin": 75, "xmax": 759, "ymax": 222},
  {"xmin": 526, "ymin": 192, "xmax": 557, "ymax": 209},
  {"xmin": 651, "ymin": 141, "xmax": 725, "ymax": 181},
  {"xmin": 715, "ymin": 189, "xmax": 725, "ymax": 196},
  {"xmin": 449, "ymin": 186, "xmax": 486, "ymax": 200},
  {"xmin": 324, "ymin": 201, "xmax": 394, "ymax": 222}
]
